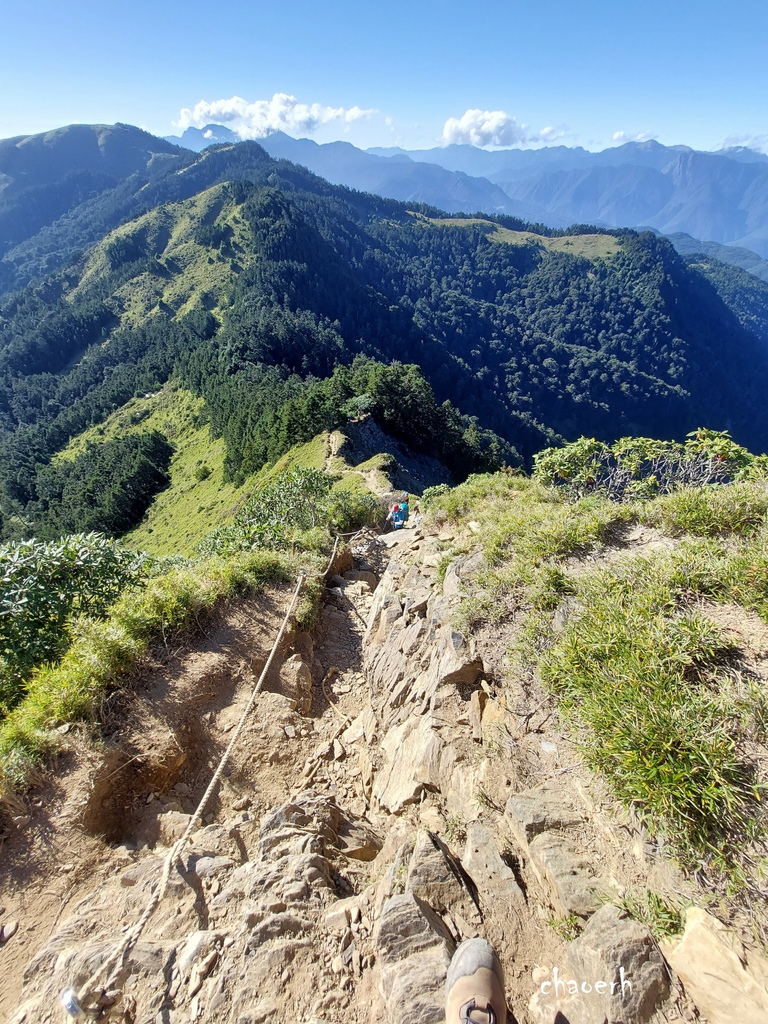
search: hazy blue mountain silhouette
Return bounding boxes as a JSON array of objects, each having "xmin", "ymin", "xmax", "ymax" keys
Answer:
[{"xmin": 168, "ymin": 127, "xmax": 768, "ymax": 256}]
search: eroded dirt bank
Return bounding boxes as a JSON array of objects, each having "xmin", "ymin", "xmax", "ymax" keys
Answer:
[{"xmin": 2, "ymin": 524, "xmax": 767, "ymax": 1024}]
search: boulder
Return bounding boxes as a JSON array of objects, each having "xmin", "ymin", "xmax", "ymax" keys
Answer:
[
  {"xmin": 336, "ymin": 814, "xmax": 382, "ymax": 861},
  {"xmin": 247, "ymin": 912, "xmax": 313, "ymax": 946},
  {"xmin": 156, "ymin": 810, "xmax": 193, "ymax": 845},
  {"xmin": 406, "ymin": 831, "xmax": 480, "ymax": 925},
  {"xmin": 278, "ymin": 654, "xmax": 313, "ymax": 714},
  {"xmin": 660, "ymin": 907, "xmax": 768, "ymax": 1024},
  {"xmin": 373, "ymin": 715, "xmax": 445, "ymax": 813},
  {"xmin": 505, "ymin": 781, "xmax": 582, "ymax": 845},
  {"xmin": 343, "ymin": 569, "xmax": 379, "ymax": 591},
  {"xmin": 527, "ymin": 832, "xmax": 604, "ymax": 917},
  {"xmin": 442, "ymin": 560, "xmax": 463, "ymax": 598},
  {"xmin": 192, "ymin": 855, "xmax": 235, "ymax": 879},
  {"xmin": 563, "ymin": 904, "xmax": 669, "ymax": 1023}
]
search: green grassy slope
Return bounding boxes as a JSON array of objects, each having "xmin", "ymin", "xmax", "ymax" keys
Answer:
[
  {"xmin": 71, "ymin": 182, "xmax": 252, "ymax": 326},
  {"xmin": 418, "ymin": 214, "xmax": 621, "ymax": 259},
  {"xmin": 56, "ymin": 386, "xmax": 254, "ymax": 556},
  {"xmin": 424, "ymin": 465, "xmax": 768, "ymax": 888},
  {"xmin": 56, "ymin": 391, "xmax": 402, "ymax": 556}
]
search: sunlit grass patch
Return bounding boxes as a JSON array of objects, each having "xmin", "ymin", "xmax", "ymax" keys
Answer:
[
  {"xmin": 427, "ymin": 466, "xmax": 768, "ymax": 880},
  {"xmin": 425, "ymin": 473, "xmax": 631, "ymax": 630},
  {"xmin": 538, "ymin": 551, "xmax": 768, "ymax": 871},
  {"xmin": 612, "ymin": 889, "xmax": 687, "ymax": 939},
  {"xmin": 643, "ymin": 482, "xmax": 768, "ymax": 537}
]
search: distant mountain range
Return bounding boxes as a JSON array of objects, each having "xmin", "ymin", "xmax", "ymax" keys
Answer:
[
  {"xmin": 166, "ymin": 124, "xmax": 555, "ymax": 224},
  {"xmin": 2, "ymin": 122, "xmax": 767, "ymax": 299},
  {"xmin": 167, "ymin": 126, "xmax": 768, "ymax": 258},
  {"xmin": 4, "ymin": 121, "xmax": 768, "ymax": 541}
]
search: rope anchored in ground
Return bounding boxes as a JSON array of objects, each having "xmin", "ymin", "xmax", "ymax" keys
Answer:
[{"xmin": 61, "ymin": 570, "xmax": 307, "ymax": 1020}]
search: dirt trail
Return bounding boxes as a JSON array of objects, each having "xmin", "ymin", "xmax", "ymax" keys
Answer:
[{"xmin": 1, "ymin": 522, "xmax": 765, "ymax": 1023}]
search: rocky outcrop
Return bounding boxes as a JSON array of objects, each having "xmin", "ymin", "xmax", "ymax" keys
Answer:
[
  {"xmin": 362, "ymin": 546, "xmax": 484, "ymax": 816},
  {"xmin": 10, "ymin": 792, "xmax": 382, "ymax": 1024},
  {"xmin": 7, "ymin": 523, "xmax": 763, "ymax": 1024},
  {"xmin": 371, "ymin": 829, "xmax": 487, "ymax": 1024},
  {"xmin": 374, "ymin": 893, "xmax": 454, "ymax": 1024},
  {"xmin": 529, "ymin": 905, "xmax": 669, "ymax": 1024},
  {"xmin": 506, "ymin": 782, "xmax": 613, "ymax": 918}
]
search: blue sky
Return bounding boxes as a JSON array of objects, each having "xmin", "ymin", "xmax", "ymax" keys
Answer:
[{"xmin": 3, "ymin": 0, "xmax": 767, "ymax": 152}]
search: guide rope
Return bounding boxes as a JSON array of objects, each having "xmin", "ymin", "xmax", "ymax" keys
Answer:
[{"xmin": 60, "ymin": 550, "xmax": 326, "ymax": 1019}]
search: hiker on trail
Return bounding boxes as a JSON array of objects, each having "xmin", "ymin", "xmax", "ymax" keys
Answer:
[
  {"xmin": 392, "ymin": 503, "xmax": 407, "ymax": 530},
  {"xmin": 384, "ymin": 501, "xmax": 400, "ymax": 532},
  {"xmin": 445, "ymin": 938, "xmax": 507, "ymax": 1024},
  {"xmin": 383, "ymin": 494, "xmax": 410, "ymax": 532}
]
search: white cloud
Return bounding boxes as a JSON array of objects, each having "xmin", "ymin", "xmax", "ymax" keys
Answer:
[
  {"xmin": 175, "ymin": 93, "xmax": 376, "ymax": 139},
  {"xmin": 611, "ymin": 129, "xmax": 658, "ymax": 144},
  {"xmin": 537, "ymin": 125, "xmax": 568, "ymax": 143},
  {"xmin": 441, "ymin": 109, "xmax": 529, "ymax": 148},
  {"xmin": 721, "ymin": 132, "xmax": 768, "ymax": 153},
  {"xmin": 440, "ymin": 110, "xmax": 570, "ymax": 148}
]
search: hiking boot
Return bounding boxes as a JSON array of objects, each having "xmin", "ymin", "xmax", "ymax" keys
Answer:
[{"xmin": 445, "ymin": 938, "xmax": 507, "ymax": 1024}]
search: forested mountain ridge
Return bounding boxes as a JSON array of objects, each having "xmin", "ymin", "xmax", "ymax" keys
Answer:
[
  {"xmin": 0, "ymin": 123, "xmax": 189, "ymax": 285},
  {"xmin": 2, "ymin": 125, "xmax": 768, "ymax": 544},
  {"xmin": 173, "ymin": 128, "xmax": 768, "ymax": 258}
]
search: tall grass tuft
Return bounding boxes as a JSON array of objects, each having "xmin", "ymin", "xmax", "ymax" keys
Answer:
[{"xmin": 539, "ymin": 553, "xmax": 767, "ymax": 867}]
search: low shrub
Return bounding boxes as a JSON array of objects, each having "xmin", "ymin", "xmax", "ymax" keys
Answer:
[
  {"xmin": 534, "ymin": 429, "xmax": 768, "ymax": 500},
  {"xmin": 0, "ymin": 534, "xmax": 147, "ymax": 716}
]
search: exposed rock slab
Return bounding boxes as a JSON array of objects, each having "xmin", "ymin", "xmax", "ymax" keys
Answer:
[
  {"xmin": 463, "ymin": 822, "xmax": 524, "ymax": 908},
  {"xmin": 566, "ymin": 904, "xmax": 669, "ymax": 1024},
  {"xmin": 373, "ymin": 715, "xmax": 455, "ymax": 813},
  {"xmin": 505, "ymin": 780, "xmax": 582, "ymax": 845},
  {"xmin": 406, "ymin": 831, "xmax": 481, "ymax": 926},
  {"xmin": 527, "ymin": 832, "xmax": 604, "ymax": 917},
  {"xmin": 660, "ymin": 907, "xmax": 768, "ymax": 1024},
  {"xmin": 373, "ymin": 892, "xmax": 455, "ymax": 1024}
]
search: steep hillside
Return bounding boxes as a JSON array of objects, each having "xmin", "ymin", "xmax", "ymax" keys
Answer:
[
  {"xmin": 54, "ymin": 386, "xmax": 255, "ymax": 556},
  {"xmin": 69, "ymin": 180, "xmax": 254, "ymax": 323},
  {"xmin": 3, "ymin": 454, "xmax": 768, "ymax": 1023},
  {"xmin": 667, "ymin": 231, "xmax": 768, "ymax": 282},
  {"xmin": 500, "ymin": 149, "xmax": 768, "ymax": 256}
]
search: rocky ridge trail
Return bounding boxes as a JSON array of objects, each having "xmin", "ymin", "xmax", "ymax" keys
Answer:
[{"xmin": 3, "ymin": 522, "xmax": 768, "ymax": 1024}]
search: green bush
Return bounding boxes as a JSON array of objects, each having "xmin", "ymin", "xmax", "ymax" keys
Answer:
[
  {"xmin": 199, "ymin": 466, "xmax": 378, "ymax": 555},
  {"xmin": 0, "ymin": 533, "xmax": 146, "ymax": 715},
  {"xmin": 199, "ymin": 467, "xmax": 335, "ymax": 556},
  {"xmin": 534, "ymin": 429, "xmax": 766, "ymax": 500},
  {"xmin": 325, "ymin": 487, "xmax": 381, "ymax": 533}
]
